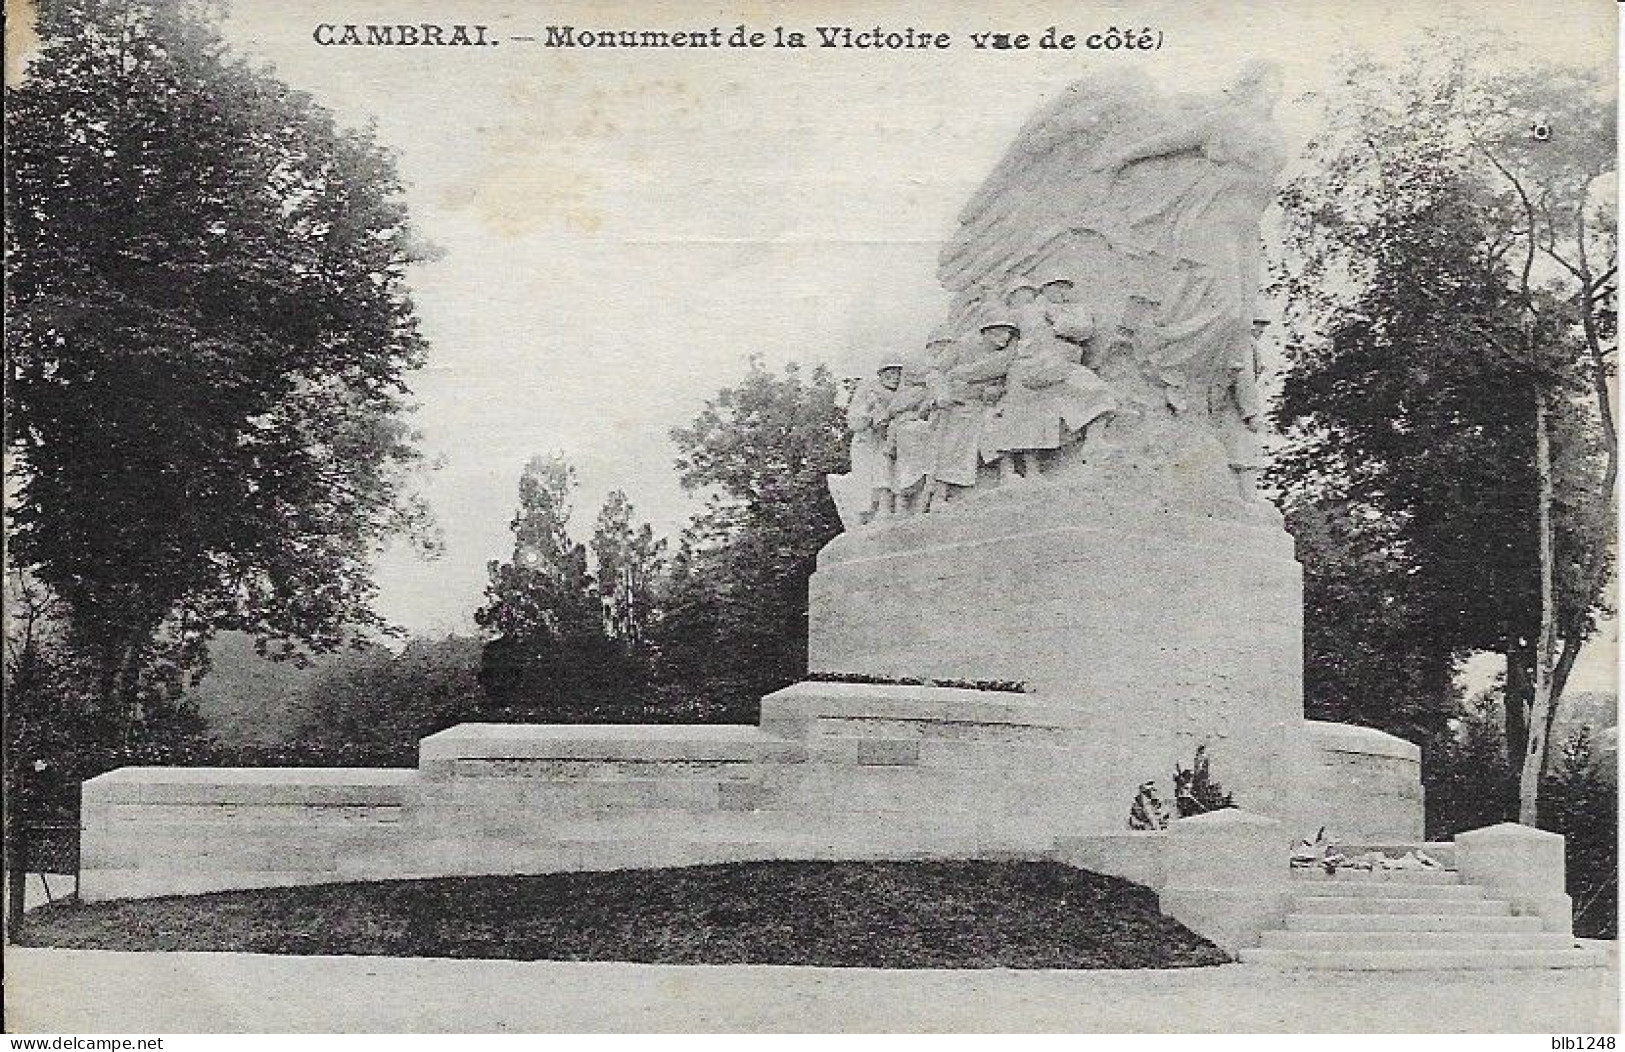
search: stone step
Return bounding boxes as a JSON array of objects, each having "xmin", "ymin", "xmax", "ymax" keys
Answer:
[
  {"xmin": 1332, "ymin": 842, "xmax": 1458, "ymax": 868},
  {"xmin": 1291, "ymin": 880, "xmax": 1482, "ymax": 900},
  {"xmin": 1238, "ymin": 946, "xmax": 1605, "ymax": 971},
  {"xmin": 1292, "ymin": 868, "xmax": 1461, "ymax": 885},
  {"xmin": 1285, "ymin": 912, "xmax": 1546, "ymax": 934},
  {"xmin": 1261, "ymin": 930, "xmax": 1576, "ymax": 952},
  {"xmin": 1292, "ymin": 895, "xmax": 1511, "ymax": 916}
]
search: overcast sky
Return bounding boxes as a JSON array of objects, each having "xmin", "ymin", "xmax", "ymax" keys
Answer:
[{"xmin": 191, "ymin": 1, "xmax": 1614, "ymax": 691}]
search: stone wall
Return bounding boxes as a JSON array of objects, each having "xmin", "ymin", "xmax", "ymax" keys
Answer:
[
  {"xmin": 78, "ymin": 703, "xmax": 1429, "ymax": 903},
  {"xmin": 80, "ymin": 683, "xmax": 1154, "ymax": 901},
  {"xmin": 761, "ymin": 681, "xmax": 1129, "ymax": 856},
  {"xmin": 405, "ymin": 723, "xmax": 812, "ymax": 878},
  {"xmin": 79, "ymin": 768, "xmax": 416, "ymax": 901},
  {"xmin": 1301, "ymin": 720, "xmax": 1425, "ymax": 842}
]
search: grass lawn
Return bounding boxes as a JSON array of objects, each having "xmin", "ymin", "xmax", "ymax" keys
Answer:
[{"xmin": 15, "ymin": 860, "xmax": 1228, "ymax": 969}]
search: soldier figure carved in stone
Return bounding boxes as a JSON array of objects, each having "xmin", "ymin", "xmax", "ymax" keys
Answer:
[
  {"xmin": 921, "ymin": 326, "xmax": 986, "ymax": 512},
  {"xmin": 885, "ymin": 356, "xmax": 936, "ymax": 516},
  {"xmin": 844, "ymin": 359, "xmax": 903, "ymax": 524},
  {"xmin": 935, "ymin": 62, "xmax": 1287, "ymax": 503},
  {"xmin": 948, "ymin": 313, "xmax": 1023, "ymax": 488},
  {"xmin": 978, "ymin": 283, "xmax": 1116, "ymax": 484}
]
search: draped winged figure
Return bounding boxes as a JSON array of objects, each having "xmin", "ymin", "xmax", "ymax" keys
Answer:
[{"xmin": 938, "ymin": 62, "xmax": 1285, "ymax": 495}]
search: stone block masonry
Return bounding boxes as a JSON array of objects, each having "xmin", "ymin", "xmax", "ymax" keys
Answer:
[
  {"xmin": 79, "ymin": 678, "xmax": 1426, "ymax": 908},
  {"xmin": 79, "ymin": 683, "xmax": 1160, "ymax": 899},
  {"xmin": 79, "ymin": 768, "xmax": 415, "ymax": 900},
  {"xmin": 1303, "ymin": 721, "xmax": 1424, "ymax": 842},
  {"xmin": 809, "ymin": 480, "xmax": 1315, "ymax": 834}
]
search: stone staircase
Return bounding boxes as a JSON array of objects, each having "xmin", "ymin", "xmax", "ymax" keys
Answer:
[{"xmin": 1240, "ymin": 865, "xmax": 1606, "ymax": 970}]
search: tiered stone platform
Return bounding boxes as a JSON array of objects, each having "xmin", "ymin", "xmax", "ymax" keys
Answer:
[
  {"xmin": 807, "ymin": 477, "xmax": 1425, "ymax": 838},
  {"xmin": 79, "ymin": 682, "xmax": 1160, "ymax": 899},
  {"xmin": 81, "ymin": 480, "xmax": 1434, "ymax": 964},
  {"xmin": 80, "ymin": 680, "xmax": 1423, "ymax": 905}
]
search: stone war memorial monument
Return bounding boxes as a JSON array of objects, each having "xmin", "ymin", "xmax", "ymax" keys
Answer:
[{"xmin": 78, "ymin": 64, "xmax": 1599, "ymax": 967}]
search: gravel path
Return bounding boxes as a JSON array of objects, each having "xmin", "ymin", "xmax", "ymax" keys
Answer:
[{"xmin": 5, "ymin": 947, "xmax": 1618, "ymax": 1033}]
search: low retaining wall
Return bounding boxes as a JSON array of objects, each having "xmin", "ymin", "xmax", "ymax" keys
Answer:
[
  {"xmin": 1303, "ymin": 720, "xmax": 1424, "ymax": 842},
  {"xmin": 760, "ymin": 681, "xmax": 1149, "ymax": 856},
  {"xmin": 1053, "ymin": 814, "xmax": 1295, "ymax": 953},
  {"xmin": 78, "ymin": 690, "xmax": 1429, "ymax": 912},
  {"xmin": 80, "ymin": 768, "xmax": 416, "ymax": 900},
  {"xmin": 405, "ymin": 723, "xmax": 814, "ymax": 878},
  {"xmin": 1054, "ymin": 831, "xmax": 1168, "ymax": 889},
  {"xmin": 81, "ymin": 683, "xmax": 1121, "ymax": 901}
]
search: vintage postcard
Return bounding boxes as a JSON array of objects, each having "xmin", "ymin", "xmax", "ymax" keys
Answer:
[{"xmin": 3, "ymin": 0, "xmax": 1618, "ymax": 1037}]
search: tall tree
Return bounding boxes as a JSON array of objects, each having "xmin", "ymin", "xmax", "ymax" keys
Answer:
[
  {"xmin": 1281, "ymin": 501, "xmax": 1459, "ymax": 748},
  {"xmin": 590, "ymin": 490, "xmax": 666, "ymax": 649},
  {"xmin": 474, "ymin": 455, "xmax": 620, "ymax": 716},
  {"xmin": 1271, "ymin": 44, "xmax": 1615, "ymax": 820},
  {"xmin": 5, "ymin": 0, "xmax": 433, "ymax": 742},
  {"xmin": 1540, "ymin": 726, "xmax": 1619, "ymax": 938},
  {"xmin": 1465, "ymin": 67, "xmax": 1618, "ymax": 822},
  {"xmin": 5, "ymin": 567, "xmax": 214, "ymax": 861},
  {"xmin": 660, "ymin": 358, "xmax": 848, "ymax": 720},
  {"xmin": 647, "ymin": 535, "xmax": 724, "ymax": 720}
]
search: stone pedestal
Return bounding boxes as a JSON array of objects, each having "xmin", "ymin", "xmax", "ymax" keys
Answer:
[
  {"xmin": 1157, "ymin": 808, "xmax": 1291, "ymax": 952},
  {"xmin": 808, "ymin": 478, "xmax": 1314, "ymax": 834},
  {"xmin": 1456, "ymin": 822, "xmax": 1573, "ymax": 935}
]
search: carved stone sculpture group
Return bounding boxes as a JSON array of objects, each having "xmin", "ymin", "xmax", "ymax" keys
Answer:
[{"xmin": 829, "ymin": 62, "xmax": 1284, "ymax": 528}]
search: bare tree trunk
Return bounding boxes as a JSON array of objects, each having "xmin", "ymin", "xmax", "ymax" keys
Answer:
[
  {"xmin": 95, "ymin": 635, "xmax": 148, "ymax": 753},
  {"xmin": 1519, "ymin": 392, "xmax": 1557, "ymax": 825},
  {"xmin": 1472, "ymin": 124, "xmax": 1616, "ymax": 831},
  {"xmin": 1540, "ymin": 249, "xmax": 1625, "ymax": 787},
  {"xmin": 116, "ymin": 641, "xmax": 144, "ymax": 744},
  {"xmin": 1503, "ymin": 638, "xmax": 1532, "ymax": 811}
]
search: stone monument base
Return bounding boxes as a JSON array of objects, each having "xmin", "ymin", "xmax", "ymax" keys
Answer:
[
  {"xmin": 73, "ymin": 450, "xmax": 1430, "ymax": 949},
  {"xmin": 809, "ymin": 475, "xmax": 1313, "ymax": 831},
  {"xmin": 79, "ymin": 681, "xmax": 1424, "ymax": 905}
]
